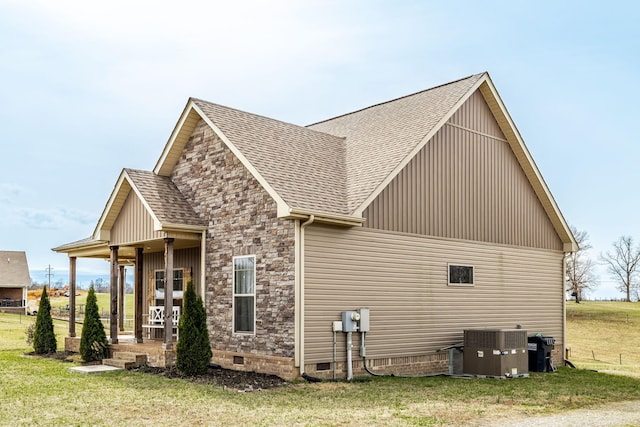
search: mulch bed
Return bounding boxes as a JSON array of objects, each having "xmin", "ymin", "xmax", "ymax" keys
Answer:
[
  {"xmin": 131, "ymin": 365, "xmax": 288, "ymax": 392},
  {"xmin": 26, "ymin": 351, "xmax": 77, "ymax": 362},
  {"xmin": 27, "ymin": 351, "xmax": 287, "ymax": 391}
]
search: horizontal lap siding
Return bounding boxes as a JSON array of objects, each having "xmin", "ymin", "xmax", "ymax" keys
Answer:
[{"xmin": 304, "ymin": 225, "xmax": 563, "ymax": 364}]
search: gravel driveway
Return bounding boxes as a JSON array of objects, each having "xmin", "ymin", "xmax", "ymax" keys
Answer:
[{"xmin": 474, "ymin": 400, "xmax": 640, "ymax": 426}]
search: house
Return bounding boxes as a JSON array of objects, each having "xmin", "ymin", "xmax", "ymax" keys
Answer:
[
  {"xmin": 54, "ymin": 72, "xmax": 577, "ymax": 380},
  {"xmin": 0, "ymin": 251, "xmax": 30, "ymax": 314}
]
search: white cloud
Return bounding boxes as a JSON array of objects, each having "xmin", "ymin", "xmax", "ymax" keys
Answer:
[
  {"xmin": 18, "ymin": 206, "xmax": 95, "ymax": 230},
  {"xmin": 0, "ymin": 183, "xmax": 23, "ymax": 203}
]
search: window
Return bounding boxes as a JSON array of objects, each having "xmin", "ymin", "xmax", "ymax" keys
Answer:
[
  {"xmin": 448, "ymin": 264, "xmax": 474, "ymax": 286},
  {"xmin": 154, "ymin": 268, "xmax": 185, "ymax": 299},
  {"xmin": 233, "ymin": 255, "xmax": 255, "ymax": 333}
]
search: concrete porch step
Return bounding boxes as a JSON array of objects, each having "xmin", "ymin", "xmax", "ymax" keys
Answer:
[
  {"xmin": 102, "ymin": 358, "xmax": 139, "ymax": 369},
  {"xmin": 112, "ymin": 351, "xmax": 148, "ymax": 365},
  {"xmin": 103, "ymin": 351, "xmax": 147, "ymax": 370}
]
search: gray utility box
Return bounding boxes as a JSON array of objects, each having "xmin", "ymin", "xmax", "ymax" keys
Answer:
[
  {"xmin": 463, "ymin": 329, "xmax": 528, "ymax": 377},
  {"xmin": 341, "ymin": 311, "xmax": 360, "ymax": 332}
]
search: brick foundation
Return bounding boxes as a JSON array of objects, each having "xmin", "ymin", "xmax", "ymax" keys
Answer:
[
  {"xmin": 305, "ymin": 351, "xmax": 451, "ymax": 379},
  {"xmin": 65, "ymin": 336, "xmax": 80, "ymax": 353},
  {"xmin": 213, "ymin": 350, "xmax": 297, "ymax": 381}
]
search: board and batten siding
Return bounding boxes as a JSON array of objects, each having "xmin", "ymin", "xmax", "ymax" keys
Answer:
[
  {"xmin": 142, "ymin": 248, "xmax": 201, "ymax": 298},
  {"xmin": 304, "ymin": 225, "xmax": 564, "ymax": 365},
  {"xmin": 363, "ymin": 90, "xmax": 562, "ymax": 251},
  {"xmin": 110, "ymin": 191, "xmax": 163, "ymax": 246}
]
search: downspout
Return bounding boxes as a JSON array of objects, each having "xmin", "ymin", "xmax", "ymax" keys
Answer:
[
  {"xmin": 200, "ymin": 231, "xmax": 206, "ymax": 300},
  {"xmin": 562, "ymin": 252, "xmax": 570, "ymax": 365},
  {"xmin": 297, "ymin": 215, "xmax": 315, "ymax": 377}
]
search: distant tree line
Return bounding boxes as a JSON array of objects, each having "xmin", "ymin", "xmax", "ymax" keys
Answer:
[{"xmin": 567, "ymin": 226, "xmax": 640, "ymax": 303}]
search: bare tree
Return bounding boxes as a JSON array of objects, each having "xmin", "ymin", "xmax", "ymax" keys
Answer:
[
  {"xmin": 565, "ymin": 226, "xmax": 597, "ymax": 303},
  {"xmin": 600, "ymin": 236, "xmax": 640, "ymax": 302}
]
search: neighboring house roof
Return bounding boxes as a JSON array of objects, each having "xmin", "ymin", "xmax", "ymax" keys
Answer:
[
  {"xmin": 55, "ymin": 72, "xmax": 578, "ymax": 252},
  {"xmin": 0, "ymin": 251, "xmax": 30, "ymax": 288}
]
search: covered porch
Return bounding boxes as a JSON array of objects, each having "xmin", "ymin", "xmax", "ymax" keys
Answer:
[
  {"xmin": 53, "ymin": 169, "xmax": 207, "ymax": 366},
  {"xmin": 55, "ymin": 231, "xmax": 205, "ymax": 365}
]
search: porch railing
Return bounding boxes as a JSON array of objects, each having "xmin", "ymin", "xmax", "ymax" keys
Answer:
[{"xmin": 0, "ymin": 299, "xmax": 25, "ymax": 308}]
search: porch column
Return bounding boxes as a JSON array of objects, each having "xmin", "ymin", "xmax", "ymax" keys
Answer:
[
  {"xmin": 163, "ymin": 238, "xmax": 174, "ymax": 350},
  {"xmin": 134, "ymin": 247, "xmax": 144, "ymax": 343},
  {"xmin": 118, "ymin": 265, "xmax": 125, "ymax": 331},
  {"xmin": 69, "ymin": 256, "xmax": 77, "ymax": 338},
  {"xmin": 109, "ymin": 245, "xmax": 119, "ymax": 344}
]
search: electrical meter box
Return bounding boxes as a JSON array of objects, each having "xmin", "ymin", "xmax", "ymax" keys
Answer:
[{"xmin": 341, "ymin": 311, "xmax": 360, "ymax": 332}]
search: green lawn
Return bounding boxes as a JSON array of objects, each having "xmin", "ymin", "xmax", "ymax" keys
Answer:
[
  {"xmin": 566, "ymin": 301, "xmax": 640, "ymax": 372},
  {"xmin": 2, "ymin": 308, "xmax": 640, "ymax": 426},
  {"xmin": 42, "ymin": 292, "xmax": 134, "ymax": 329}
]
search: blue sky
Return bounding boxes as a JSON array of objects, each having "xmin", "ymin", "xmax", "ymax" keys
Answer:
[{"xmin": 1, "ymin": 1, "xmax": 638, "ymax": 298}]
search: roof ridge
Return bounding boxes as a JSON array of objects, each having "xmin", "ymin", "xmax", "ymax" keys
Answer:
[
  {"xmin": 124, "ymin": 167, "xmax": 155, "ymax": 175},
  {"xmin": 191, "ymin": 98, "xmax": 346, "ymax": 141},
  {"xmin": 306, "ymin": 72, "xmax": 486, "ymax": 127}
]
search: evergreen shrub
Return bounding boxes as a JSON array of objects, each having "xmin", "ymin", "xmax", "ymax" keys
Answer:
[
  {"xmin": 176, "ymin": 281, "xmax": 212, "ymax": 375},
  {"xmin": 79, "ymin": 285, "xmax": 108, "ymax": 362},
  {"xmin": 33, "ymin": 286, "xmax": 57, "ymax": 354}
]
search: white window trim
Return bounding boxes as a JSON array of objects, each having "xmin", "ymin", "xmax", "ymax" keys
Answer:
[
  {"xmin": 232, "ymin": 255, "xmax": 256, "ymax": 335},
  {"xmin": 447, "ymin": 263, "xmax": 475, "ymax": 287},
  {"xmin": 154, "ymin": 268, "xmax": 185, "ymax": 299}
]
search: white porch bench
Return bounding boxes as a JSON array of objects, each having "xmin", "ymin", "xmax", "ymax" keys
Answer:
[{"xmin": 142, "ymin": 306, "xmax": 180, "ymax": 340}]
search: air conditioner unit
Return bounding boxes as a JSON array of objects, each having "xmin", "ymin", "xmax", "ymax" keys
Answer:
[{"xmin": 463, "ymin": 329, "xmax": 528, "ymax": 377}]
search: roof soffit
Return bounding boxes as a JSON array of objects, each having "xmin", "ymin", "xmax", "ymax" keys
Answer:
[
  {"xmin": 153, "ymin": 100, "xmax": 202, "ymax": 177},
  {"xmin": 92, "ymin": 170, "xmax": 132, "ymax": 241}
]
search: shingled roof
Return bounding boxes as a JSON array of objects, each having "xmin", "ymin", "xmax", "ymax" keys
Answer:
[
  {"xmin": 124, "ymin": 168, "xmax": 205, "ymax": 228},
  {"xmin": 155, "ymin": 73, "xmax": 485, "ymax": 222},
  {"xmin": 192, "ymin": 101, "xmax": 350, "ymax": 215},
  {"xmin": 55, "ymin": 72, "xmax": 577, "ymax": 252},
  {"xmin": 308, "ymin": 73, "xmax": 484, "ymax": 213},
  {"xmin": 0, "ymin": 251, "xmax": 30, "ymax": 288},
  {"xmin": 90, "ymin": 168, "xmax": 206, "ymax": 242}
]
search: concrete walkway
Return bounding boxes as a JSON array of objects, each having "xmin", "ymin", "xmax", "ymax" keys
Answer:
[{"xmin": 69, "ymin": 364, "xmax": 122, "ymax": 374}]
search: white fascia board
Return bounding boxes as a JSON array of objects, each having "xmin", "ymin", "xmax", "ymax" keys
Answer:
[
  {"xmin": 352, "ymin": 73, "xmax": 489, "ymax": 217},
  {"xmin": 92, "ymin": 169, "xmax": 130, "ymax": 241},
  {"xmin": 159, "ymin": 223, "xmax": 207, "ymax": 233},
  {"xmin": 284, "ymin": 207, "xmax": 363, "ymax": 226},
  {"xmin": 480, "ymin": 76, "xmax": 578, "ymax": 252},
  {"xmin": 153, "ymin": 99, "xmax": 196, "ymax": 175}
]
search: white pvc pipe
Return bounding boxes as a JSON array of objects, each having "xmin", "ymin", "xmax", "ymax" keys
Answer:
[
  {"xmin": 333, "ymin": 330, "xmax": 337, "ymax": 380},
  {"xmin": 347, "ymin": 331, "xmax": 353, "ymax": 381}
]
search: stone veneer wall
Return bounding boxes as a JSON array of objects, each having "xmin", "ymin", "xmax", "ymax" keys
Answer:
[{"xmin": 170, "ymin": 119, "xmax": 297, "ymax": 376}]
